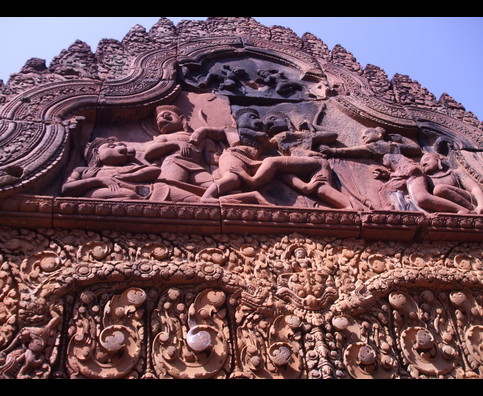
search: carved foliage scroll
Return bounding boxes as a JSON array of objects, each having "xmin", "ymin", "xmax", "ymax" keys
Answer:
[
  {"xmin": 0, "ymin": 227, "xmax": 482, "ymax": 379},
  {"xmin": 67, "ymin": 288, "xmax": 146, "ymax": 379},
  {"xmin": 151, "ymin": 288, "xmax": 231, "ymax": 379}
]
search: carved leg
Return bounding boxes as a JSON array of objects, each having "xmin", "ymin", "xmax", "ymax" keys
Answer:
[
  {"xmin": 242, "ymin": 156, "xmax": 320, "ymax": 190},
  {"xmin": 201, "ymin": 173, "xmax": 242, "ymax": 203},
  {"xmin": 433, "ymin": 185, "xmax": 474, "ymax": 211},
  {"xmin": 316, "ymin": 184, "xmax": 352, "ymax": 209},
  {"xmin": 408, "ymin": 179, "xmax": 471, "ymax": 214}
]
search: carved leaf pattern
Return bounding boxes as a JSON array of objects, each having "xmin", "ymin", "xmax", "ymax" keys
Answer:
[
  {"xmin": 151, "ymin": 288, "xmax": 230, "ymax": 379},
  {"xmin": 0, "ymin": 16, "xmax": 482, "ymax": 380}
]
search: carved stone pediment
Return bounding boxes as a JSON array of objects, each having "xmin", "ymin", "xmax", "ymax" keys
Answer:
[
  {"xmin": 1, "ymin": 17, "xmax": 481, "ymax": 240},
  {"xmin": 0, "ymin": 17, "xmax": 482, "ymax": 379}
]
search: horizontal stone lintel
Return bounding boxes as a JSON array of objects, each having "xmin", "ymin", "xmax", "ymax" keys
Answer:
[{"xmin": 0, "ymin": 194, "xmax": 482, "ymax": 242}]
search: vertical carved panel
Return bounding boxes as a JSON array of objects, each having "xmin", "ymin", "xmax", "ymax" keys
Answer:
[
  {"xmin": 151, "ymin": 288, "xmax": 231, "ymax": 379},
  {"xmin": 67, "ymin": 288, "xmax": 146, "ymax": 379},
  {"xmin": 389, "ymin": 290, "xmax": 462, "ymax": 378}
]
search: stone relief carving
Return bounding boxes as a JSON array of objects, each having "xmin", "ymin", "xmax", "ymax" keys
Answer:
[
  {"xmin": 56, "ymin": 91, "xmax": 482, "ymax": 216},
  {"xmin": 0, "ymin": 17, "xmax": 480, "ymax": 217},
  {"xmin": 0, "ymin": 17, "xmax": 482, "ymax": 380},
  {"xmin": 32, "ymin": 37, "xmax": 476, "ymax": 217},
  {"xmin": 0, "ymin": 226, "xmax": 481, "ymax": 379}
]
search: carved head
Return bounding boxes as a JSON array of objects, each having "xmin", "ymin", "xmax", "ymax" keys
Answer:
[
  {"xmin": 294, "ymin": 247, "xmax": 308, "ymax": 259},
  {"xmin": 420, "ymin": 153, "xmax": 444, "ymax": 174},
  {"xmin": 234, "ymin": 108, "xmax": 264, "ymax": 132},
  {"xmin": 85, "ymin": 137, "xmax": 135, "ymax": 167},
  {"xmin": 361, "ymin": 127, "xmax": 387, "ymax": 144},
  {"xmin": 155, "ymin": 105, "xmax": 189, "ymax": 134},
  {"xmin": 263, "ymin": 111, "xmax": 294, "ymax": 136}
]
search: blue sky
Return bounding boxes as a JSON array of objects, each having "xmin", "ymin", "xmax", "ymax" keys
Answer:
[{"xmin": 1, "ymin": 17, "xmax": 482, "ymax": 120}]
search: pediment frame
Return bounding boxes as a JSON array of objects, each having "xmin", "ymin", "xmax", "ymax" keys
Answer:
[{"xmin": 0, "ymin": 24, "xmax": 482, "ymax": 243}]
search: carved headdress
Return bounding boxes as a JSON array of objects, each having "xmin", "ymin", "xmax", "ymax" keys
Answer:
[{"xmin": 84, "ymin": 137, "xmax": 119, "ymax": 167}]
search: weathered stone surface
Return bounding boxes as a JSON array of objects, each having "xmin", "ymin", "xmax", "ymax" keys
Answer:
[{"xmin": 0, "ymin": 17, "xmax": 482, "ymax": 379}]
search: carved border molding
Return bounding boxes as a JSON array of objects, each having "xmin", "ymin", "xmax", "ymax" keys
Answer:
[{"xmin": 0, "ymin": 194, "xmax": 481, "ymax": 242}]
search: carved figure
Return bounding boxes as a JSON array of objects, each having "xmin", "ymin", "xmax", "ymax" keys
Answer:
[
  {"xmin": 200, "ymin": 108, "xmax": 272, "ymax": 204},
  {"xmin": 322, "ymin": 127, "xmax": 422, "ymax": 159},
  {"xmin": 377, "ymin": 154, "xmax": 472, "ymax": 214},
  {"xmin": 276, "ymin": 246, "xmax": 337, "ymax": 310},
  {"xmin": 265, "ymin": 108, "xmax": 338, "ymax": 153},
  {"xmin": 233, "ymin": 111, "xmax": 352, "ymax": 209},
  {"xmin": 196, "ymin": 65, "xmax": 248, "ymax": 93},
  {"xmin": 62, "ymin": 137, "xmax": 161, "ymax": 200},
  {"xmin": 144, "ymin": 105, "xmax": 228, "ymax": 201},
  {"xmin": 0, "ymin": 309, "xmax": 61, "ymax": 379},
  {"xmin": 256, "ymin": 69, "xmax": 304, "ymax": 97},
  {"xmin": 420, "ymin": 153, "xmax": 483, "ymax": 214},
  {"xmin": 146, "ymin": 105, "xmax": 215, "ymax": 187}
]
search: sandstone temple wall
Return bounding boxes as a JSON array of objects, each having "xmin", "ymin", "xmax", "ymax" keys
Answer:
[{"xmin": 0, "ymin": 17, "xmax": 481, "ymax": 379}]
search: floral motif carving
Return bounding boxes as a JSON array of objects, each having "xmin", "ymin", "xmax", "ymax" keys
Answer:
[
  {"xmin": 151, "ymin": 288, "xmax": 230, "ymax": 379},
  {"xmin": 0, "ymin": 226, "xmax": 479, "ymax": 378},
  {"xmin": 67, "ymin": 288, "xmax": 146, "ymax": 379},
  {"xmin": 0, "ymin": 17, "xmax": 482, "ymax": 380}
]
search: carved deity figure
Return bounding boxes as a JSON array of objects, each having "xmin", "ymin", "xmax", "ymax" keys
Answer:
[
  {"xmin": 376, "ymin": 154, "xmax": 472, "ymax": 214},
  {"xmin": 255, "ymin": 69, "xmax": 304, "ymax": 97},
  {"xmin": 420, "ymin": 153, "xmax": 483, "ymax": 214},
  {"xmin": 144, "ymin": 105, "xmax": 221, "ymax": 189},
  {"xmin": 196, "ymin": 65, "xmax": 249, "ymax": 93},
  {"xmin": 0, "ymin": 309, "xmax": 61, "ymax": 379},
  {"xmin": 276, "ymin": 246, "xmax": 337, "ymax": 310},
  {"xmin": 200, "ymin": 108, "xmax": 272, "ymax": 204},
  {"xmin": 322, "ymin": 127, "xmax": 422, "ymax": 160},
  {"xmin": 233, "ymin": 111, "xmax": 352, "ymax": 209},
  {"xmin": 62, "ymin": 137, "xmax": 161, "ymax": 200},
  {"xmin": 265, "ymin": 107, "xmax": 338, "ymax": 154}
]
